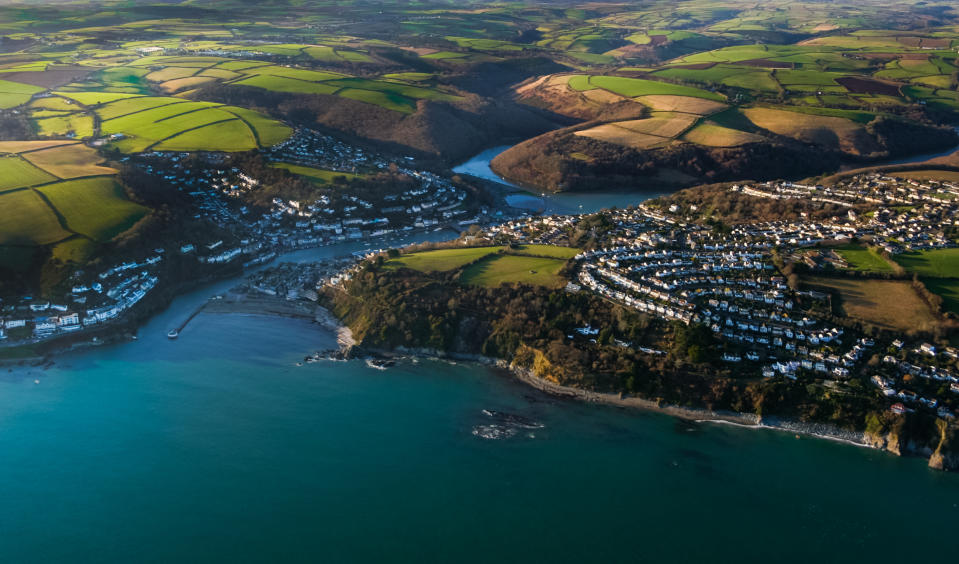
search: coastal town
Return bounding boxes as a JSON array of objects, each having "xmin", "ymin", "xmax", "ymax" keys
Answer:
[
  {"xmin": 456, "ymin": 175, "xmax": 959, "ymax": 422},
  {"xmin": 0, "ymin": 128, "xmax": 508, "ymax": 348},
  {"xmin": 8, "ymin": 165, "xmax": 959, "ymax": 427}
]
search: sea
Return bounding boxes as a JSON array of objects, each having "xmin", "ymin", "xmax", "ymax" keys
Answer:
[{"xmin": 0, "ymin": 163, "xmax": 957, "ymax": 562}]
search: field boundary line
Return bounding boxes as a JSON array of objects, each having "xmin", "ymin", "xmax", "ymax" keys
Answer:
[
  {"xmin": 143, "ymin": 117, "xmax": 242, "ymax": 152},
  {"xmin": 224, "ymin": 109, "xmax": 264, "ymax": 148},
  {"xmin": 100, "ymin": 99, "xmax": 188, "ymax": 123},
  {"xmin": 29, "ymin": 187, "xmax": 77, "ymax": 238},
  {"xmin": 153, "ymin": 103, "xmax": 226, "ymax": 123}
]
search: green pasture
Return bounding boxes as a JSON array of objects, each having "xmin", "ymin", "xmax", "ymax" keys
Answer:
[
  {"xmin": 271, "ymin": 163, "xmax": 364, "ymax": 184},
  {"xmin": 386, "ymin": 245, "xmax": 578, "ymax": 286},
  {"xmin": 0, "ymin": 189, "xmax": 70, "ymax": 246},
  {"xmin": 0, "ymin": 156, "xmax": 57, "ymax": 192},
  {"xmin": 37, "ymin": 177, "xmax": 148, "ymax": 242},
  {"xmin": 33, "ymin": 112, "xmax": 95, "ymax": 138},
  {"xmin": 832, "ymin": 244, "xmax": 894, "ymax": 272},
  {"xmin": 232, "ymin": 74, "xmax": 340, "ymax": 95},
  {"xmin": 460, "ymin": 254, "xmax": 569, "ymax": 288},
  {"xmin": 922, "ymin": 278, "xmax": 959, "ymax": 315},
  {"xmin": 893, "ymin": 248, "xmax": 959, "ymax": 278},
  {"xmin": 387, "ymin": 246, "xmax": 504, "ymax": 272},
  {"xmin": 568, "ymin": 75, "xmax": 725, "ymax": 101}
]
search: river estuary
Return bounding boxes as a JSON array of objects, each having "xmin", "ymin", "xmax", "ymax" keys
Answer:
[{"xmin": 453, "ymin": 145, "xmax": 668, "ymax": 214}]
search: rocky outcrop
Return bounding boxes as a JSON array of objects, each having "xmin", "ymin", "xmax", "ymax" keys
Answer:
[
  {"xmin": 865, "ymin": 417, "xmax": 958, "ymax": 471},
  {"xmin": 928, "ymin": 420, "xmax": 959, "ymax": 471}
]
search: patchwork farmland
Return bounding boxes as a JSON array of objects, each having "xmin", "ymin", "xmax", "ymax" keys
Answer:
[
  {"xmin": 0, "ymin": 141, "xmax": 146, "ymax": 267},
  {"xmin": 35, "ymin": 92, "xmax": 292, "ymax": 152}
]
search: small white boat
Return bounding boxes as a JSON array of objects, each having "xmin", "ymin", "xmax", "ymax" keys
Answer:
[{"xmin": 167, "ymin": 329, "xmax": 179, "ymax": 340}]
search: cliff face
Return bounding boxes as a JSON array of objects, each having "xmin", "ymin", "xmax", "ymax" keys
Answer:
[
  {"xmin": 928, "ymin": 421, "xmax": 959, "ymax": 471},
  {"xmin": 865, "ymin": 416, "xmax": 959, "ymax": 471}
]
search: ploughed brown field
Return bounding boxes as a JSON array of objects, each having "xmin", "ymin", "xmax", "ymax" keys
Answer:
[
  {"xmin": 664, "ymin": 62, "xmax": 717, "ymax": 70},
  {"xmin": 0, "ymin": 67, "xmax": 90, "ymax": 88},
  {"xmin": 737, "ymin": 58, "xmax": 794, "ymax": 69},
  {"xmin": 836, "ymin": 76, "xmax": 902, "ymax": 96},
  {"xmin": 804, "ymin": 276, "xmax": 942, "ymax": 333}
]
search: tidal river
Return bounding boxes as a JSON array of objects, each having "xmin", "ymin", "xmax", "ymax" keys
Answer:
[
  {"xmin": 0, "ymin": 235, "xmax": 957, "ymax": 563},
  {"xmin": 453, "ymin": 145, "xmax": 668, "ymax": 214}
]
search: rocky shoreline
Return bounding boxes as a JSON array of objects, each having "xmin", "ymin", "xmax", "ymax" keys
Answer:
[
  {"xmin": 357, "ymin": 346, "xmax": 893, "ymax": 448},
  {"xmin": 9, "ymin": 280, "xmax": 950, "ymax": 470}
]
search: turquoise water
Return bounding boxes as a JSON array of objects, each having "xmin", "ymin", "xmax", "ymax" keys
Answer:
[{"xmin": 1, "ymin": 243, "xmax": 958, "ymax": 562}]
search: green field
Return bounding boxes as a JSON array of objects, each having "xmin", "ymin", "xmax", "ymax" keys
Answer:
[
  {"xmin": 225, "ymin": 107, "xmax": 292, "ymax": 147},
  {"xmin": 386, "ymin": 245, "xmax": 577, "ymax": 287},
  {"xmin": 511, "ymin": 244, "xmax": 581, "ymax": 259},
  {"xmin": 833, "ymin": 244, "xmax": 893, "ymax": 272},
  {"xmin": 388, "ymin": 246, "xmax": 504, "ymax": 272},
  {"xmin": 231, "ymin": 75, "xmax": 341, "ymax": 95},
  {"xmin": 0, "ymin": 189, "xmax": 70, "ymax": 246},
  {"xmin": 153, "ymin": 119, "xmax": 257, "ymax": 152},
  {"xmin": 569, "ymin": 75, "xmax": 725, "ymax": 101},
  {"xmin": 94, "ymin": 97, "xmax": 289, "ymax": 152},
  {"xmin": 460, "ymin": 254, "xmax": 569, "ymax": 288},
  {"xmin": 271, "ymin": 163, "xmax": 364, "ymax": 184},
  {"xmin": 33, "ymin": 112, "xmax": 95, "ymax": 138},
  {"xmin": 0, "ymin": 78, "xmax": 43, "ymax": 108},
  {"xmin": 0, "ymin": 156, "xmax": 57, "ymax": 192},
  {"xmin": 324, "ymin": 77, "xmax": 460, "ymax": 102},
  {"xmin": 893, "ymin": 248, "xmax": 959, "ymax": 278},
  {"xmin": 337, "ymin": 88, "xmax": 416, "ymax": 113},
  {"xmin": 53, "ymin": 91, "xmax": 140, "ymax": 106},
  {"xmin": 0, "ymin": 139, "xmax": 147, "ymax": 261},
  {"xmin": 50, "ymin": 235, "xmax": 97, "ymax": 264},
  {"xmin": 383, "ymin": 72, "xmax": 434, "ymax": 82},
  {"xmin": 37, "ymin": 177, "xmax": 148, "ymax": 242}
]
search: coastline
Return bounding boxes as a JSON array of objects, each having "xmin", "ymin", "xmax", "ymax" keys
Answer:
[
  {"xmin": 192, "ymin": 292, "xmax": 356, "ymax": 350},
  {"xmin": 3, "ymin": 272, "xmax": 931, "ymax": 467},
  {"xmin": 360, "ymin": 345, "xmax": 887, "ymax": 453}
]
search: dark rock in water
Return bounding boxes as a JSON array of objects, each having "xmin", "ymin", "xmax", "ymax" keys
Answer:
[
  {"xmin": 473, "ymin": 409, "xmax": 545, "ymax": 439},
  {"xmin": 481, "ymin": 409, "xmax": 544, "ymax": 429},
  {"xmin": 472, "ymin": 425, "xmax": 518, "ymax": 440},
  {"xmin": 305, "ymin": 349, "xmax": 348, "ymax": 363}
]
